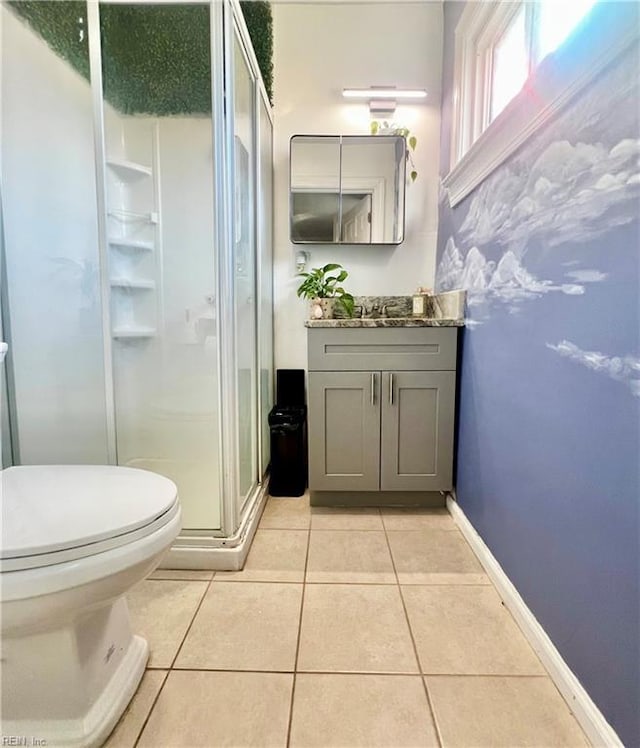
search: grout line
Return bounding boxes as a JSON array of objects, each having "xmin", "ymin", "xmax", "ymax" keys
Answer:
[
  {"xmin": 146, "ymin": 575, "xmax": 215, "ymax": 582},
  {"xmin": 169, "ymin": 666, "xmax": 297, "ymax": 674},
  {"xmin": 259, "ymin": 526, "xmax": 311, "ymax": 532},
  {"xmin": 211, "ymin": 577, "xmax": 306, "ymax": 584},
  {"xmin": 397, "ymin": 582, "xmax": 492, "ymax": 587},
  {"xmin": 168, "ymin": 577, "xmax": 214, "ymax": 669},
  {"xmin": 211, "ymin": 578, "xmax": 395, "ymax": 585},
  {"xmin": 381, "ymin": 515, "xmax": 444, "ymax": 748},
  {"xmin": 384, "ymin": 528, "xmax": 462, "ymax": 534},
  {"xmin": 421, "ymin": 675, "xmax": 444, "ymax": 748},
  {"xmin": 420, "ymin": 672, "xmax": 550, "ymax": 678},
  {"xmin": 165, "ymin": 667, "xmax": 429, "ymax": 675},
  {"xmin": 145, "ymin": 665, "xmax": 550, "ymax": 678},
  {"xmin": 286, "ymin": 523, "xmax": 312, "ymax": 747},
  {"xmin": 307, "ymin": 526, "xmax": 386, "ymax": 532},
  {"xmin": 304, "ymin": 577, "xmax": 397, "ymax": 585},
  {"xmin": 142, "ymin": 578, "xmax": 492, "ymax": 587},
  {"xmin": 134, "ymin": 576, "xmax": 214, "ymax": 747},
  {"xmin": 381, "ymin": 518, "xmax": 460, "ymax": 534},
  {"xmin": 130, "ymin": 669, "xmax": 169, "ymax": 748}
]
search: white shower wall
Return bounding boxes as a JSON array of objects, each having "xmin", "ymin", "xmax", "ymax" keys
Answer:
[{"xmin": 104, "ymin": 106, "xmax": 222, "ymax": 530}]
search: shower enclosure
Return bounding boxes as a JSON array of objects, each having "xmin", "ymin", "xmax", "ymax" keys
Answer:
[{"xmin": 0, "ymin": 0, "xmax": 274, "ymax": 567}]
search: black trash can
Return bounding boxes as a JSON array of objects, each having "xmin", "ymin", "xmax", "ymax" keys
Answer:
[{"xmin": 268, "ymin": 369, "xmax": 307, "ymax": 497}]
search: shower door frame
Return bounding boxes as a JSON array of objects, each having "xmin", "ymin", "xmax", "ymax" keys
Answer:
[
  {"xmin": 219, "ymin": 0, "xmax": 274, "ymax": 536},
  {"xmin": 87, "ymin": 0, "xmax": 119, "ymax": 467},
  {"xmin": 0, "ymin": 8, "xmax": 15, "ymax": 469},
  {"xmin": 255, "ymin": 82, "xmax": 274, "ymax": 480},
  {"xmin": 84, "ymin": 0, "xmax": 273, "ymax": 543},
  {"xmin": 0, "ymin": 181, "xmax": 17, "ymax": 469},
  {"xmin": 86, "ymin": 0, "xmax": 231, "ymax": 535}
]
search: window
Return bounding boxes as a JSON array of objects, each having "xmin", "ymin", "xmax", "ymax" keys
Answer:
[
  {"xmin": 444, "ymin": 0, "xmax": 635, "ymax": 207},
  {"xmin": 490, "ymin": 7, "xmax": 528, "ymax": 122},
  {"xmin": 537, "ymin": 0, "xmax": 597, "ymax": 61},
  {"xmin": 454, "ymin": 1, "xmax": 599, "ymax": 161},
  {"xmin": 489, "ymin": 1, "xmax": 598, "ymax": 122}
]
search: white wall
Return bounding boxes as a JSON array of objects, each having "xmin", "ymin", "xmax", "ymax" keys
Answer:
[{"xmin": 272, "ymin": 1, "xmax": 443, "ymax": 369}]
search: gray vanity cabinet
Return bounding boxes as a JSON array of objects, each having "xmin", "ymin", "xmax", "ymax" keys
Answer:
[
  {"xmin": 308, "ymin": 371, "xmax": 381, "ymax": 491},
  {"xmin": 380, "ymin": 371, "xmax": 455, "ymax": 491},
  {"xmin": 307, "ymin": 327, "xmax": 458, "ymax": 499}
]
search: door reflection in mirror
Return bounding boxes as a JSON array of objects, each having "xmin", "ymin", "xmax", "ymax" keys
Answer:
[{"xmin": 289, "ymin": 135, "xmax": 406, "ymax": 245}]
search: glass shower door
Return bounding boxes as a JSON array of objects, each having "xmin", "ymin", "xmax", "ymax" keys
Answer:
[
  {"xmin": 1, "ymin": 0, "xmax": 113, "ymax": 465},
  {"xmin": 1, "ymin": 0, "xmax": 273, "ymax": 541},
  {"xmin": 97, "ymin": 1, "xmax": 222, "ymax": 530},
  {"xmin": 232, "ymin": 28, "xmax": 258, "ymax": 511}
]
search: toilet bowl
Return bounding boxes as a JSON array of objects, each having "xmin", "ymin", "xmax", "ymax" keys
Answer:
[{"xmin": 0, "ymin": 464, "xmax": 182, "ymax": 747}]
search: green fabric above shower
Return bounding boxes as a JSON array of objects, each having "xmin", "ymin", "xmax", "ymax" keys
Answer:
[
  {"xmin": 8, "ymin": 0, "xmax": 273, "ymax": 114},
  {"xmin": 100, "ymin": 4, "xmax": 212, "ymax": 116},
  {"xmin": 238, "ymin": 1, "xmax": 272, "ymax": 103}
]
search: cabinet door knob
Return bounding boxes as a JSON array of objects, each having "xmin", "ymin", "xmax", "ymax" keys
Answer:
[
  {"xmin": 389, "ymin": 373, "xmax": 394, "ymax": 405},
  {"xmin": 371, "ymin": 372, "xmax": 376, "ymax": 405}
]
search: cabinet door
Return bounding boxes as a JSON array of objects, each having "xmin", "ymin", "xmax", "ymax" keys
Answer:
[
  {"xmin": 308, "ymin": 371, "xmax": 380, "ymax": 491},
  {"xmin": 381, "ymin": 371, "xmax": 455, "ymax": 491}
]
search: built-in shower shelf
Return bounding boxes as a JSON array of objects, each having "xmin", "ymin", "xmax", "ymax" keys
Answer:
[
  {"xmin": 110, "ymin": 278, "xmax": 156, "ymax": 290},
  {"xmin": 108, "ymin": 237, "xmax": 154, "ymax": 252},
  {"xmin": 106, "ymin": 159, "xmax": 152, "ymax": 181},
  {"xmin": 112, "ymin": 327, "xmax": 156, "ymax": 339},
  {"xmin": 108, "ymin": 209, "xmax": 158, "ymax": 224}
]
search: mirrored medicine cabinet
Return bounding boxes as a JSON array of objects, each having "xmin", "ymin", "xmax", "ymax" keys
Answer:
[{"xmin": 289, "ymin": 135, "xmax": 406, "ymax": 245}]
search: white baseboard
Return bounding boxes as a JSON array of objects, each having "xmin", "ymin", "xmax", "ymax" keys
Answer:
[{"xmin": 446, "ymin": 493, "xmax": 623, "ymax": 748}]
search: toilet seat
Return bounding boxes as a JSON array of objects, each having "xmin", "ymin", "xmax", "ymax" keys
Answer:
[{"xmin": 1, "ymin": 465, "xmax": 179, "ymax": 573}]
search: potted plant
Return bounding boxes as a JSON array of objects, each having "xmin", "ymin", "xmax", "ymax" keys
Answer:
[{"xmin": 296, "ymin": 263, "xmax": 355, "ymax": 319}]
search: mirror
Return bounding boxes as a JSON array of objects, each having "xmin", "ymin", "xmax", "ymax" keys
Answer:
[{"xmin": 290, "ymin": 135, "xmax": 406, "ymax": 245}]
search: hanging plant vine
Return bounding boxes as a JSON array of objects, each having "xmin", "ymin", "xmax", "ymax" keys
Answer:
[{"xmin": 370, "ymin": 120, "xmax": 418, "ymax": 182}]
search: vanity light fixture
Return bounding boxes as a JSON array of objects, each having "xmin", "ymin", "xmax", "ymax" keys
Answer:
[{"xmin": 342, "ymin": 87, "xmax": 428, "ymax": 114}]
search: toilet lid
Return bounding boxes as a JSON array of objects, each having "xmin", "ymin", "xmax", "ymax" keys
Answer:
[{"xmin": 1, "ymin": 465, "xmax": 178, "ymax": 563}]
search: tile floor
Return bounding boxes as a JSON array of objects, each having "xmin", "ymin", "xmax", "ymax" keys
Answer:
[{"xmin": 106, "ymin": 496, "xmax": 590, "ymax": 747}]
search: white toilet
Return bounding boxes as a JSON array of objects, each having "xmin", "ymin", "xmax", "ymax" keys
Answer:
[{"xmin": 0, "ymin": 464, "xmax": 182, "ymax": 747}]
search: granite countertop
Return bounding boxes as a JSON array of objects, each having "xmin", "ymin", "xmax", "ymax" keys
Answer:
[
  {"xmin": 305, "ymin": 317, "xmax": 464, "ymax": 328},
  {"xmin": 304, "ymin": 291, "xmax": 466, "ymax": 328}
]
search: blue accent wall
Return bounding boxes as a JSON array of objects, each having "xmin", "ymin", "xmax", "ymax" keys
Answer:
[{"xmin": 437, "ymin": 4, "xmax": 639, "ymax": 744}]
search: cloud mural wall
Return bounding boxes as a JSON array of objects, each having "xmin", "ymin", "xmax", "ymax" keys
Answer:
[
  {"xmin": 438, "ymin": 237, "xmax": 585, "ymax": 308},
  {"xmin": 436, "ymin": 5, "xmax": 639, "ymax": 744},
  {"xmin": 436, "ymin": 74, "xmax": 640, "ymax": 392},
  {"xmin": 546, "ymin": 340, "xmax": 640, "ymax": 397},
  {"xmin": 457, "ymin": 138, "xmax": 640, "ymax": 251}
]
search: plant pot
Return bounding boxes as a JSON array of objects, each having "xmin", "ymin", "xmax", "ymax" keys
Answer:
[{"xmin": 309, "ymin": 298, "xmax": 336, "ymax": 320}]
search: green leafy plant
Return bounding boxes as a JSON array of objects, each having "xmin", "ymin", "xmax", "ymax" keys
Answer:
[
  {"xmin": 296, "ymin": 263, "xmax": 355, "ymax": 318},
  {"xmin": 370, "ymin": 121, "xmax": 418, "ymax": 182}
]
